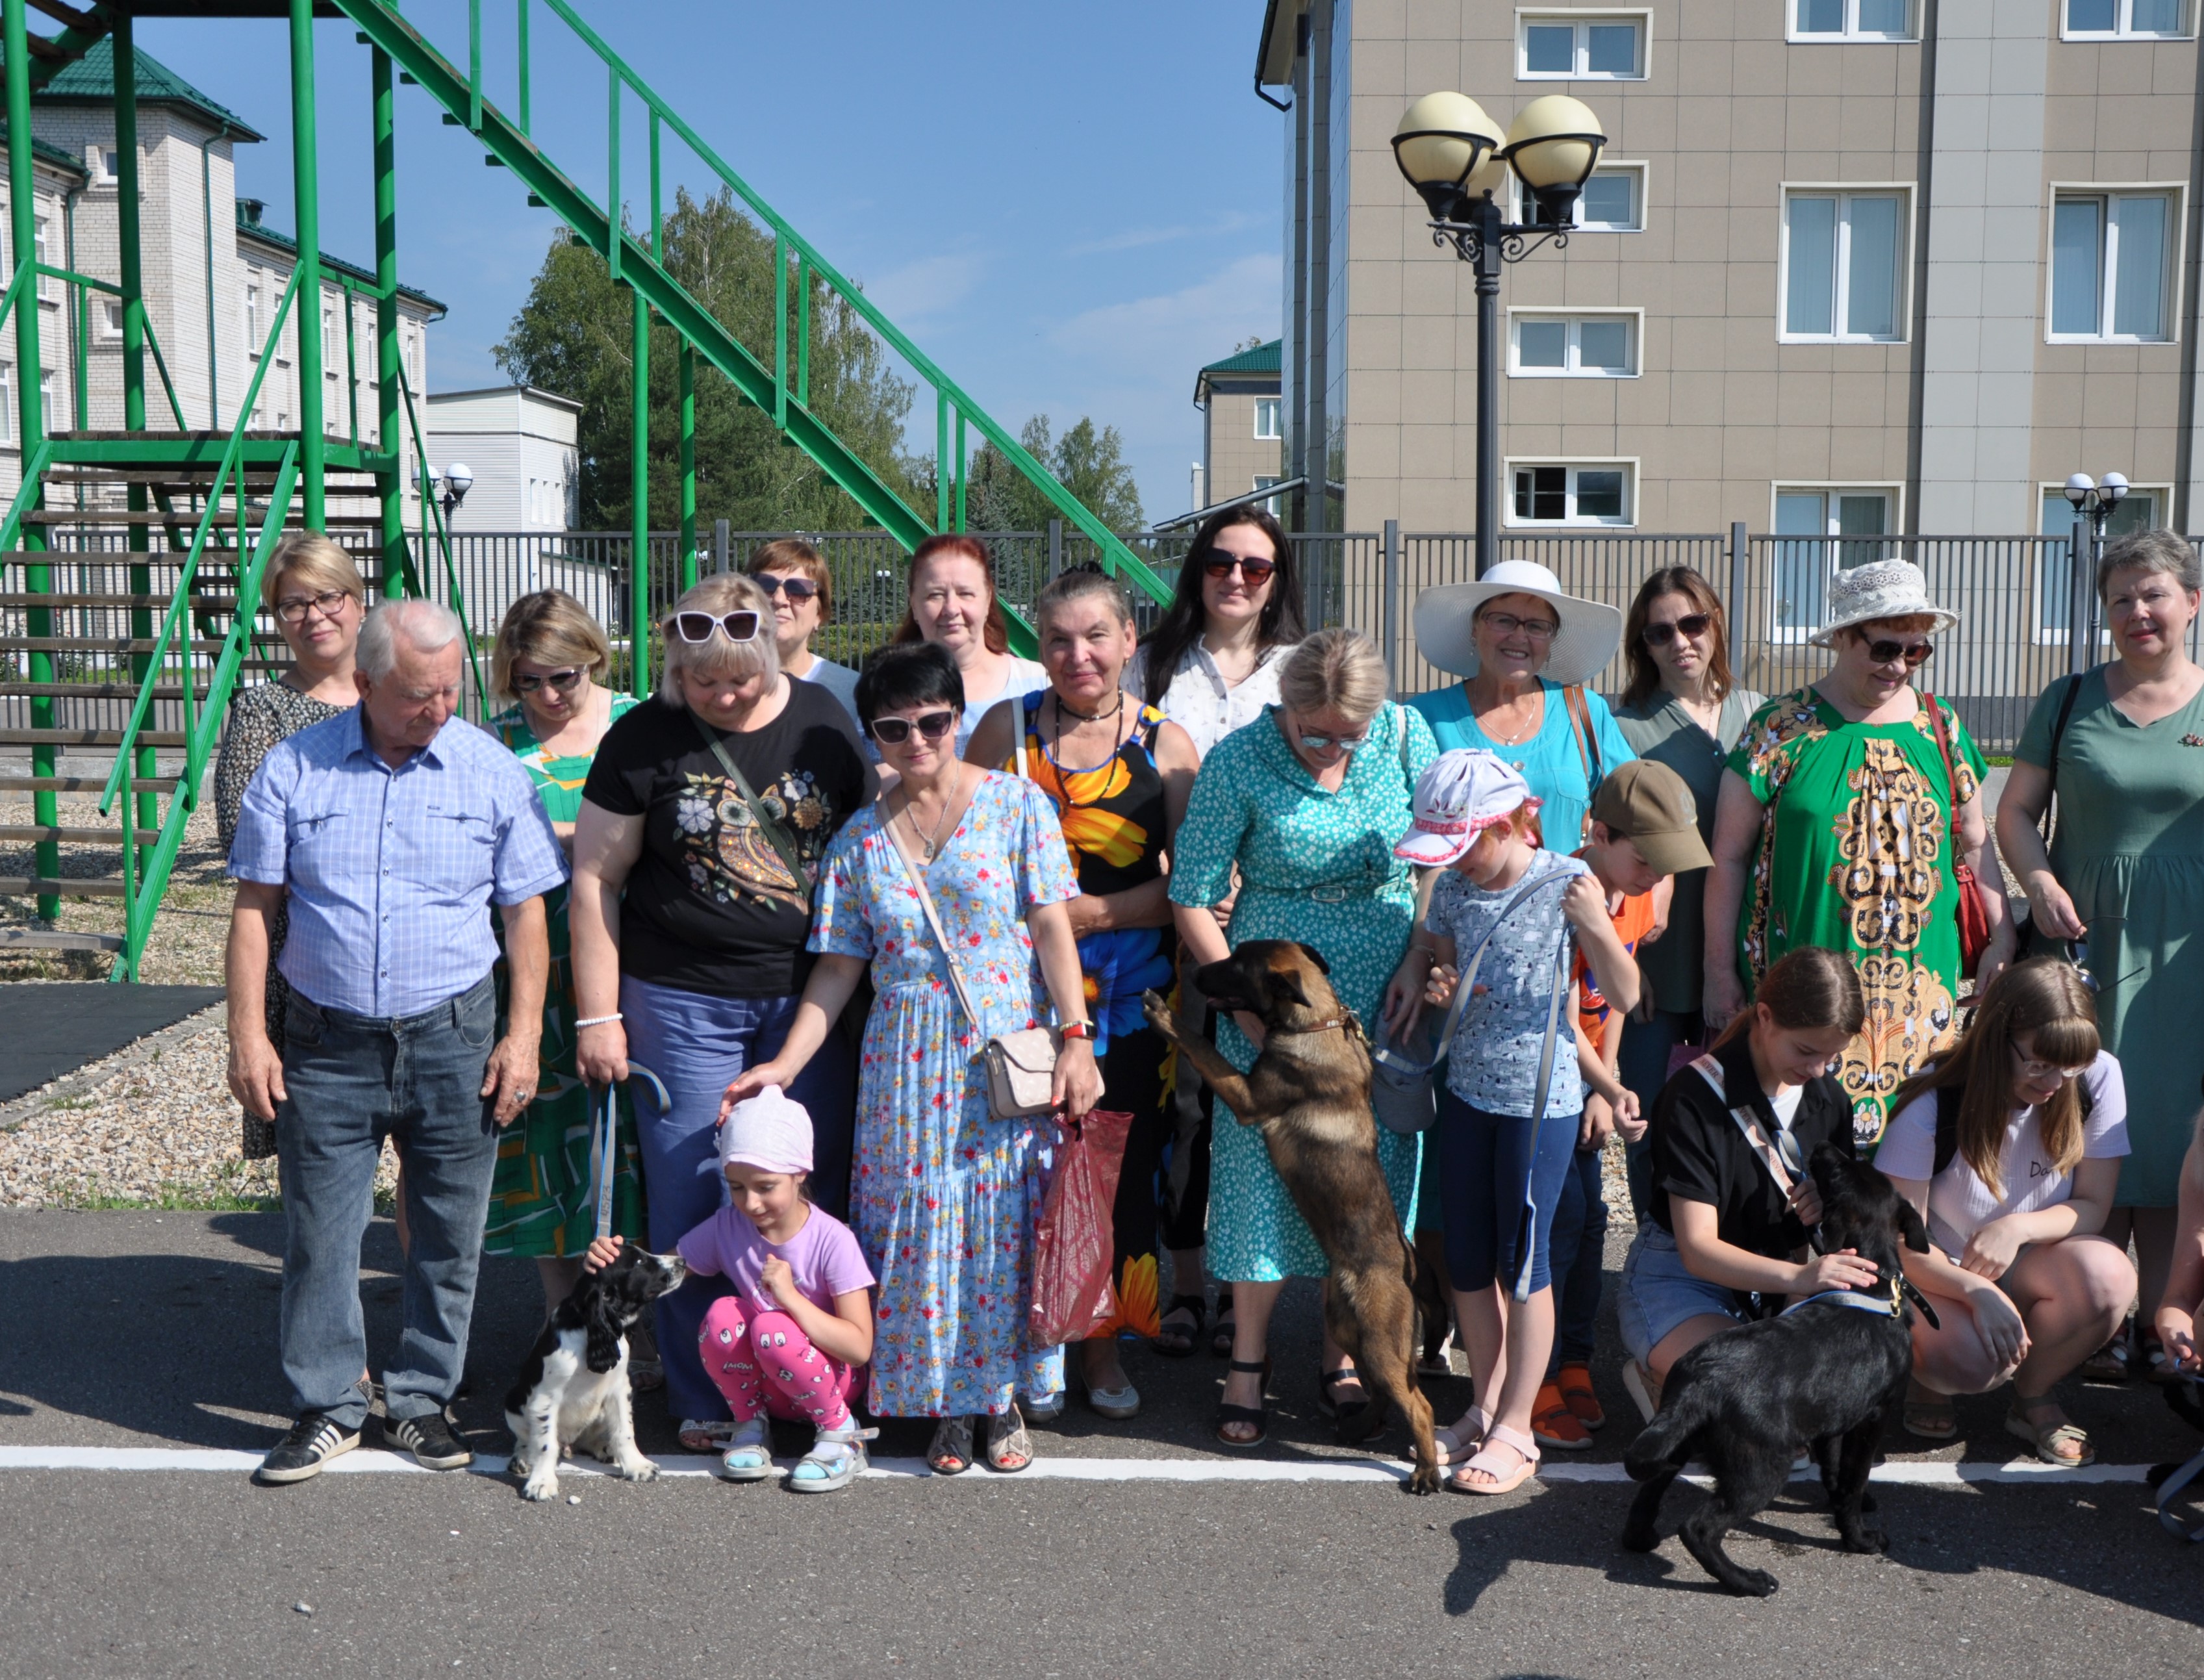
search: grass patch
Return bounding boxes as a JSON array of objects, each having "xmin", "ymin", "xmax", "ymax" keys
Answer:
[
  {"xmin": 58, "ymin": 1186, "xmax": 283, "ymax": 1212},
  {"xmin": 1984, "ymin": 754, "xmax": 2014, "ymax": 767}
]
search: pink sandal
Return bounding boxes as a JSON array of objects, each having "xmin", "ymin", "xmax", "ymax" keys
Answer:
[
  {"xmin": 1426, "ymin": 1403, "xmax": 1494, "ymax": 1468},
  {"xmin": 1448, "ymin": 1423, "xmax": 1540, "ymax": 1495}
]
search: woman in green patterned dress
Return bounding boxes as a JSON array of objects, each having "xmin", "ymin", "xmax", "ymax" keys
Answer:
[
  {"xmin": 484, "ymin": 590, "xmax": 648, "ymax": 1319},
  {"xmin": 1703, "ymin": 560, "xmax": 2016, "ymax": 1149}
]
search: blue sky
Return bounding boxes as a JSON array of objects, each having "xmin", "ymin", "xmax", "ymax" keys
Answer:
[{"xmin": 131, "ymin": 1, "xmax": 1285, "ymax": 524}]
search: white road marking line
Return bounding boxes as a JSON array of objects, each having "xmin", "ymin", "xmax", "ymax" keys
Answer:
[{"xmin": 0, "ymin": 1445, "xmax": 2157, "ymax": 1486}]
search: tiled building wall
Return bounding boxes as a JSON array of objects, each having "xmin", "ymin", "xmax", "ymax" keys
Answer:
[{"xmin": 1203, "ymin": 386, "xmax": 1285, "ymax": 511}]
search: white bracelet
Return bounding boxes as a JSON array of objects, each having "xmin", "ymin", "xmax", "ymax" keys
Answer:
[{"xmin": 575, "ymin": 1013, "xmax": 624, "ymax": 1029}]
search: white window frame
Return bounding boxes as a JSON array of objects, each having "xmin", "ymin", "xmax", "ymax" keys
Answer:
[
  {"xmin": 1778, "ymin": 183, "xmax": 1914, "ymax": 344},
  {"xmin": 1506, "ymin": 307, "xmax": 1643, "ymax": 377},
  {"xmin": 96, "ymin": 297, "xmax": 122, "ymax": 341},
  {"xmin": 1788, "ymin": 0, "xmax": 1919, "ymax": 42},
  {"xmin": 1514, "ymin": 9, "xmax": 1651, "ymax": 81},
  {"xmin": 1503, "ymin": 457, "xmax": 1639, "ymax": 528},
  {"xmin": 2059, "ymin": 1, "xmax": 2195, "ymax": 40},
  {"xmin": 243, "ymin": 274, "xmax": 262, "ymax": 357},
  {"xmin": 1767, "ymin": 483, "xmax": 1905, "ymax": 642},
  {"xmin": 1252, "ymin": 396, "xmax": 1281, "ymax": 440},
  {"xmin": 2031, "ymin": 482, "xmax": 2170, "ymax": 641},
  {"xmin": 0, "ymin": 362, "xmax": 12, "ymax": 443},
  {"xmin": 2046, "ymin": 184, "xmax": 2185, "ymax": 344},
  {"xmin": 32, "ymin": 216, "xmax": 48, "ymax": 301},
  {"xmin": 39, "ymin": 370, "xmax": 53, "ymax": 433},
  {"xmin": 1511, "ymin": 160, "xmax": 1647, "ymax": 231}
]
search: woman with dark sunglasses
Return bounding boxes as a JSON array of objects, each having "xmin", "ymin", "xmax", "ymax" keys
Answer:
[
  {"xmin": 1611, "ymin": 568, "xmax": 1765, "ymax": 1219},
  {"xmin": 747, "ymin": 537, "xmax": 861, "ymax": 726},
  {"xmin": 569, "ymin": 574, "xmax": 875, "ymax": 1454},
  {"xmin": 1704, "ymin": 559, "xmax": 2014, "ymax": 1151}
]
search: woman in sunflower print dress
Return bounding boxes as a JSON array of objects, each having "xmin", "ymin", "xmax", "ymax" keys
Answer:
[
  {"xmin": 483, "ymin": 592, "xmax": 648, "ymax": 1322},
  {"xmin": 1704, "ymin": 561, "xmax": 2016, "ymax": 1147},
  {"xmin": 968, "ymin": 566, "xmax": 1199, "ymax": 1422}
]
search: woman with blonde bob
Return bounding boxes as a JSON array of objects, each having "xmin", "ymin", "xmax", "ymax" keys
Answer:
[
  {"xmin": 1877, "ymin": 959, "xmax": 2136, "ymax": 1466},
  {"xmin": 482, "ymin": 591, "xmax": 650, "ymax": 1325},
  {"xmin": 214, "ymin": 533, "xmax": 369, "ymax": 1160},
  {"xmin": 570, "ymin": 574, "xmax": 874, "ymax": 1450}
]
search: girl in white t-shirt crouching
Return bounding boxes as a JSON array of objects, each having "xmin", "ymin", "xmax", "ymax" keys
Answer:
[{"xmin": 1877, "ymin": 960, "xmax": 2136, "ymax": 1468}]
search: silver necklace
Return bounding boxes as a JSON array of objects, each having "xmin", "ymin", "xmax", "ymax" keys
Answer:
[
  {"xmin": 904, "ymin": 767, "xmax": 963, "ymax": 861},
  {"xmin": 1483, "ymin": 693, "xmax": 1541, "ymax": 746}
]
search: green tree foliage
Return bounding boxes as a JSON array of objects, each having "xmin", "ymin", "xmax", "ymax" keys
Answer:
[
  {"xmin": 961, "ymin": 414, "xmax": 1145, "ymax": 533},
  {"xmin": 492, "ymin": 186, "xmax": 918, "ymax": 531}
]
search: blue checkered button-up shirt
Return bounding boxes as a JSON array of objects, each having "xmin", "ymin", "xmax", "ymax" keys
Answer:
[{"xmin": 228, "ymin": 707, "xmax": 568, "ymax": 1019}]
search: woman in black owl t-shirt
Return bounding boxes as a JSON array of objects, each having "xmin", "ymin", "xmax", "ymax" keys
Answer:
[{"xmin": 572, "ymin": 575, "xmax": 873, "ymax": 1452}]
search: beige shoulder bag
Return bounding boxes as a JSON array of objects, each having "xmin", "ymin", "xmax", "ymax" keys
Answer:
[{"xmin": 881, "ymin": 789, "xmax": 1098, "ymax": 1119}]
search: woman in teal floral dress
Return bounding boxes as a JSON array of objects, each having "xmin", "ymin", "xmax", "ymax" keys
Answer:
[
  {"xmin": 483, "ymin": 591, "xmax": 647, "ymax": 1320},
  {"xmin": 1170, "ymin": 629, "xmax": 1439, "ymax": 1445}
]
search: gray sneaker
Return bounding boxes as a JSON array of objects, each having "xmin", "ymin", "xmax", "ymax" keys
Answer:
[
  {"xmin": 385, "ymin": 1412, "xmax": 475, "ymax": 1471},
  {"xmin": 254, "ymin": 1410, "xmax": 361, "ymax": 1486}
]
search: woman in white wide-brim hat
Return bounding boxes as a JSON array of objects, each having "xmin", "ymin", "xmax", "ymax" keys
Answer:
[
  {"xmin": 1409, "ymin": 559, "xmax": 1636, "ymax": 852},
  {"xmin": 1703, "ymin": 557, "xmax": 2014, "ymax": 1149}
]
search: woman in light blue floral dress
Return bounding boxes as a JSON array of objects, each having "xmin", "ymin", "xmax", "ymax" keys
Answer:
[
  {"xmin": 724, "ymin": 643, "xmax": 1102, "ymax": 1475},
  {"xmin": 1170, "ymin": 630, "xmax": 1439, "ymax": 1446}
]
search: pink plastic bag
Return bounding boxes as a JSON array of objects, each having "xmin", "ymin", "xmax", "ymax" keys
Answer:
[{"xmin": 1029, "ymin": 1108, "xmax": 1135, "ymax": 1347}]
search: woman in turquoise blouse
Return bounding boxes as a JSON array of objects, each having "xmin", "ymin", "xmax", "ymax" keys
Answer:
[{"xmin": 1170, "ymin": 630, "xmax": 1438, "ymax": 1447}]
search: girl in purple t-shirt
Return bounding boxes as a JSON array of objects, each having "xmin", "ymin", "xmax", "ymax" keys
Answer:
[{"xmin": 588, "ymin": 1085, "xmax": 876, "ymax": 1491}]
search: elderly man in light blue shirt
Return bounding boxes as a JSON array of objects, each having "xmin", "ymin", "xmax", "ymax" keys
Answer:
[{"xmin": 226, "ymin": 596, "xmax": 566, "ymax": 1486}]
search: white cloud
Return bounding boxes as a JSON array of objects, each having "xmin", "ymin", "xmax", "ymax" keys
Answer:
[
  {"xmin": 863, "ymin": 251, "xmax": 987, "ymax": 322},
  {"xmin": 1049, "ymin": 252, "xmax": 1281, "ymax": 364},
  {"xmin": 1064, "ymin": 212, "xmax": 1259, "ymax": 257}
]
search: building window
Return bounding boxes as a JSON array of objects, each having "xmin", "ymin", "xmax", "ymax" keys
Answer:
[
  {"xmin": 1254, "ymin": 474, "xmax": 1283, "ymax": 516},
  {"xmin": 244, "ymin": 277, "xmax": 261, "ymax": 355},
  {"xmin": 1792, "ymin": 0, "xmax": 1916, "ymax": 39},
  {"xmin": 1519, "ymin": 12, "xmax": 1647, "ymax": 79},
  {"xmin": 2036, "ymin": 487, "xmax": 2162, "ymax": 635},
  {"xmin": 2050, "ymin": 190, "xmax": 2177, "ymax": 341},
  {"xmin": 1510, "ymin": 310, "xmax": 1640, "ymax": 377},
  {"xmin": 40, "ymin": 370, "xmax": 53, "ymax": 434},
  {"xmin": 33, "ymin": 216, "xmax": 48, "ymax": 299},
  {"xmin": 1781, "ymin": 188, "xmax": 1908, "ymax": 341},
  {"xmin": 97, "ymin": 298, "xmax": 123, "ymax": 340},
  {"xmin": 1508, "ymin": 461, "xmax": 1634, "ymax": 527},
  {"xmin": 2062, "ymin": 1, "xmax": 2192, "ymax": 39},
  {"xmin": 1772, "ymin": 489, "xmax": 1895, "ymax": 635},
  {"xmin": 1513, "ymin": 162, "xmax": 1644, "ymax": 231},
  {"xmin": 1253, "ymin": 396, "xmax": 1282, "ymax": 440},
  {"xmin": 0, "ymin": 363, "xmax": 12, "ymax": 442},
  {"xmin": 99, "ymin": 147, "xmax": 120, "ymax": 183}
]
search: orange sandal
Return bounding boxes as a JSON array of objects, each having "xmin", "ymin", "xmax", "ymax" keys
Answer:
[
  {"xmin": 1556, "ymin": 1361, "xmax": 1606, "ymax": 1431},
  {"xmin": 1532, "ymin": 1381, "xmax": 1592, "ymax": 1451}
]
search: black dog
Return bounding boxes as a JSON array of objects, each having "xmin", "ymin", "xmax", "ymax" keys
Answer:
[
  {"xmin": 1621, "ymin": 1141, "xmax": 1933, "ymax": 1596},
  {"xmin": 503, "ymin": 1242, "xmax": 688, "ymax": 1502}
]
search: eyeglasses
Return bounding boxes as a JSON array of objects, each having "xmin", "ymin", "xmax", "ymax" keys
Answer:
[
  {"xmin": 275, "ymin": 589, "xmax": 355, "ymax": 624},
  {"xmin": 1298, "ymin": 730, "xmax": 1370, "ymax": 754},
  {"xmin": 512, "ymin": 667, "xmax": 586, "ymax": 695},
  {"xmin": 752, "ymin": 573, "xmax": 820, "ymax": 604},
  {"xmin": 868, "ymin": 709, "xmax": 957, "ymax": 745},
  {"xmin": 1862, "ymin": 637, "xmax": 1934, "ymax": 667},
  {"xmin": 668, "ymin": 609, "xmax": 764, "ymax": 645},
  {"xmin": 1643, "ymin": 613, "xmax": 1712, "ymax": 648},
  {"xmin": 2012, "ymin": 1043, "xmax": 2093, "ymax": 1084},
  {"xmin": 1480, "ymin": 611, "xmax": 1559, "ymax": 641},
  {"xmin": 1202, "ymin": 553, "xmax": 1278, "ymax": 585}
]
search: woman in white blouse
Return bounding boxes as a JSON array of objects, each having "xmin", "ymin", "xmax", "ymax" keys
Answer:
[
  {"xmin": 1122, "ymin": 506, "xmax": 1307, "ymax": 1358},
  {"xmin": 1876, "ymin": 960, "xmax": 2136, "ymax": 1467}
]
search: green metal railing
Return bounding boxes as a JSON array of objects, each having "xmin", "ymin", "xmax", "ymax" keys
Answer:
[
  {"xmin": 396, "ymin": 363, "xmax": 490, "ymax": 716},
  {"xmin": 332, "ymin": 0, "xmax": 1174, "ymax": 625}
]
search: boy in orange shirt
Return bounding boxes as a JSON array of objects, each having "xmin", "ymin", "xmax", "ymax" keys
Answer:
[{"xmin": 1534, "ymin": 761, "xmax": 1710, "ymax": 1449}]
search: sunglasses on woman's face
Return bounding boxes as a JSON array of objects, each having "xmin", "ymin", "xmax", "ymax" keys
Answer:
[
  {"xmin": 1298, "ymin": 730, "xmax": 1369, "ymax": 754},
  {"xmin": 868, "ymin": 709, "xmax": 957, "ymax": 745},
  {"xmin": 753, "ymin": 573, "xmax": 820, "ymax": 604},
  {"xmin": 1862, "ymin": 637, "xmax": 1934, "ymax": 668},
  {"xmin": 669, "ymin": 609, "xmax": 763, "ymax": 645},
  {"xmin": 513, "ymin": 667, "xmax": 585, "ymax": 695},
  {"xmin": 1202, "ymin": 552, "xmax": 1278, "ymax": 585},
  {"xmin": 1643, "ymin": 613, "xmax": 1712, "ymax": 647}
]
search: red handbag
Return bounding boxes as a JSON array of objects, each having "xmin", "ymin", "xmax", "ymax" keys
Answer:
[{"xmin": 1925, "ymin": 694, "xmax": 1992, "ymax": 973}]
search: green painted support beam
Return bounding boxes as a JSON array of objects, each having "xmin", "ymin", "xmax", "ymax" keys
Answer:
[
  {"xmin": 631, "ymin": 287, "xmax": 649, "ymax": 697},
  {"xmin": 113, "ymin": 11, "xmax": 157, "ymax": 834},
  {"xmin": 371, "ymin": 33, "xmax": 405, "ymax": 598},
  {"xmin": 679, "ymin": 341, "xmax": 696, "ymax": 591},
  {"xmin": 290, "ymin": 0, "xmax": 325, "ymax": 527}
]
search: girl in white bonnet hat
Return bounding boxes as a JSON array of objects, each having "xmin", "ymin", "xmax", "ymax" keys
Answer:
[{"xmin": 587, "ymin": 1084, "xmax": 878, "ymax": 1492}]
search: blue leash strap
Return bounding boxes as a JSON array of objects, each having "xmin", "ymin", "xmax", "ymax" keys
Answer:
[
  {"xmin": 2161, "ymin": 1378, "xmax": 2204, "ymax": 1542},
  {"xmin": 592, "ymin": 1062, "xmax": 671, "ymax": 1244}
]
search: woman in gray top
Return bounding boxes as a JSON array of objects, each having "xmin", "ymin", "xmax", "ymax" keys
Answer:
[{"xmin": 1610, "ymin": 567, "xmax": 1763, "ymax": 1220}]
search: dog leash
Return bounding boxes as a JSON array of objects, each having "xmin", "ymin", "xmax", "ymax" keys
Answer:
[
  {"xmin": 592, "ymin": 1062, "xmax": 672, "ymax": 1243},
  {"xmin": 2159, "ymin": 1377, "xmax": 2204, "ymax": 1542}
]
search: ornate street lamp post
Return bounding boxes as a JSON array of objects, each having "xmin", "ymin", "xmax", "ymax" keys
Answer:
[{"xmin": 1393, "ymin": 92, "xmax": 1606, "ymax": 578}]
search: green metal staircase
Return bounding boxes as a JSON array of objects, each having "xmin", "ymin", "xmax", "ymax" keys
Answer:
[{"xmin": 1, "ymin": 0, "xmax": 1167, "ymax": 980}]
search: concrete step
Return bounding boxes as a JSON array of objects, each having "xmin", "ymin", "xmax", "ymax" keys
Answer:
[
  {"xmin": 0, "ymin": 875, "xmax": 129, "ymax": 898},
  {"xmin": 0, "ymin": 926, "xmax": 124, "ymax": 953}
]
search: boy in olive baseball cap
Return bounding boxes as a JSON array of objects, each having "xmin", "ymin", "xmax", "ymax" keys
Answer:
[{"xmin": 1535, "ymin": 758, "xmax": 1708, "ymax": 1452}]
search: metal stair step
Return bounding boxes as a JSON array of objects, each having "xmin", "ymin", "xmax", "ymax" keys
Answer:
[
  {"xmin": 0, "ymin": 875, "xmax": 130, "ymax": 899},
  {"xmin": 0, "ymin": 637, "xmax": 233, "ymax": 654},
  {"xmin": 0, "ymin": 593, "xmax": 244, "ymax": 609},
  {"xmin": 0, "ymin": 776, "xmax": 179, "ymax": 795},
  {"xmin": 0, "ymin": 683, "xmax": 189, "ymax": 700},
  {"xmin": 0, "ymin": 926, "xmax": 125, "ymax": 954},
  {"xmin": 0, "ymin": 825, "xmax": 161, "ymax": 847},
  {"xmin": 22, "ymin": 509, "xmax": 390, "ymax": 528},
  {"xmin": 0, "ymin": 728, "xmax": 187, "ymax": 747}
]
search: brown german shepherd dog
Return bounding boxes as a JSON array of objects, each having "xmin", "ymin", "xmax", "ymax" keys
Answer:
[{"xmin": 1143, "ymin": 940, "xmax": 1442, "ymax": 1495}]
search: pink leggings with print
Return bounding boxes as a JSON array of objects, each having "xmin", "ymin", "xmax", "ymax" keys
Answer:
[{"xmin": 698, "ymin": 1295, "xmax": 854, "ymax": 1429}]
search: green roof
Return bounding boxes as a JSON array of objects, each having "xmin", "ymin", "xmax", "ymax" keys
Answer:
[
  {"xmin": 1200, "ymin": 339, "xmax": 1281, "ymax": 377},
  {"xmin": 236, "ymin": 207, "xmax": 446, "ymax": 315},
  {"xmin": 28, "ymin": 39, "xmax": 264, "ymax": 142},
  {"xmin": 0, "ymin": 120, "xmax": 90, "ymax": 177}
]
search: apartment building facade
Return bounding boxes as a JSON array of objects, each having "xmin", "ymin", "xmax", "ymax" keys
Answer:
[
  {"xmin": 1192, "ymin": 337, "xmax": 1286, "ymax": 516},
  {"xmin": 1260, "ymin": 0, "xmax": 2204, "ymax": 586}
]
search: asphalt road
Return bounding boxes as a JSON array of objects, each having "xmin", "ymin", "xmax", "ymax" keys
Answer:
[{"xmin": 3, "ymin": 1210, "xmax": 2198, "ymax": 1680}]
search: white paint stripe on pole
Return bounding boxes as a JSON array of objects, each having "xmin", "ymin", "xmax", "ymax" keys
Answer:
[{"xmin": 0, "ymin": 1445, "xmax": 2157, "ymax": 1486}]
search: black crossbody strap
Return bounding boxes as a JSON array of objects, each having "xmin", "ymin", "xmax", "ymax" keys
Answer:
[{"xmin": 2041, "ymin": 672, "xmax": 2084, "ymax": 843}]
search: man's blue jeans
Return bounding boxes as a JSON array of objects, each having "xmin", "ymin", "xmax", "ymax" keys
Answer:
[{"xmin": 274, "ymin": 974, "xmax": 501, "ymax": 1431}]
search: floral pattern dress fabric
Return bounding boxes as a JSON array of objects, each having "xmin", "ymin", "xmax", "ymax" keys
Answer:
[
  {"xmin": 1728, "ymin": 688, "xmax": 1987, "ymax": 1147},
  {"xmin": 809, "ymin": 771, "xmax": 1078, "ymax": 1418},
  {"xmin": 483, "ymin": 697, "xmax": 646, "ymax": 1256}
]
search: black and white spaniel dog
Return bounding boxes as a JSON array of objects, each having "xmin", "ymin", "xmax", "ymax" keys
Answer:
[{"xmin": 503, "ymin": 1242, "xmax": 688, "ymax": 1502}]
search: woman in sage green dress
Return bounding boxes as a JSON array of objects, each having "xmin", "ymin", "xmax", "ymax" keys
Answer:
[
  {"xmin": 1997, "ymin": 529, "xmax": 2204, "ymax": 1375},
  {"xmin": 483, "ymin": 591, "xmax": 647, "ymax": 1324}
]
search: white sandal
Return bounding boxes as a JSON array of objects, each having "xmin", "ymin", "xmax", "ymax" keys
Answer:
[
  {"xmin": 1449, "ymin": 1422, "xmax": 1541, "ymax": 1495},
  {"xmin": 713, "ymin": 1417, "xmax": 775, "ymax": 1483},
  {"xmin": 1425, "ymin": 1403, "xmax": 1494, "ymax": 1467},
  {"xmin": 789, "ymin": 1422, "xmax": 878, "ymax": 1494},
  {"xmin": 679, "ymin": 1418, "xmax": 735, "ymax": 1454}
]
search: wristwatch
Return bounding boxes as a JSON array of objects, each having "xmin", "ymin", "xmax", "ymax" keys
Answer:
[{"xmin": 1059, "ymin": 1021, "xmax": 1095, "ymax": 1041}]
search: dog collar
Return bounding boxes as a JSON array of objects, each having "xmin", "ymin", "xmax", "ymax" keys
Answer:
[
  {"xmin": 1270, "ymin": 1015, "xmax": 1353, "ymax": 1036},
  {"xmin": 1779, "ymin": 1278, "xmax": 1905, "ymax": 1321}
]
